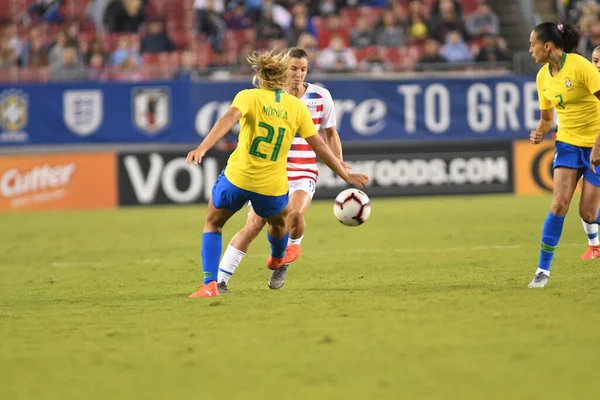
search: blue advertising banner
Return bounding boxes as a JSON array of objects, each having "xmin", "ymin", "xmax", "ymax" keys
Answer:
[{"xmin": 0, "ymin": 76, "xmax": 541, "ymax": 146}]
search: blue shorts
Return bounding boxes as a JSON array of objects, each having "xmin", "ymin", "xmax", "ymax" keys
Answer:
[
  {"xmin": 211, "ymin": 171, "xmax": 288, "ymax": 219},
  {"xmin": 554, "ymin": 141, "xmax": 600, "ymax": 187}
]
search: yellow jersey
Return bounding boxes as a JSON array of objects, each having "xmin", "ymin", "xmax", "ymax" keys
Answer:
[
  {"xmin": 224, "ymin": 88, "xmax": 318, "ymax": 196},
  {"xmin": 537, "ymin": 52, "xmax": 600, "ymax": 147}
]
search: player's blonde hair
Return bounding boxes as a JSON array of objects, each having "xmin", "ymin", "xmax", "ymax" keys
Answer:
[{"xmin": 247, "ymin": 49, "xmax": 290, "ymax": 90}]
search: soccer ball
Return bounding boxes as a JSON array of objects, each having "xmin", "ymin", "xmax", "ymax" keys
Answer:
[{"xmin": 333, "ymin": 188, "xmax": 371, "ymax": 227}]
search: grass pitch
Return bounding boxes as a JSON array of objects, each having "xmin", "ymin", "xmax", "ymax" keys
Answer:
[{"xmin": 1, "ymin": 194, "xmax": 600, "ymax": 400}]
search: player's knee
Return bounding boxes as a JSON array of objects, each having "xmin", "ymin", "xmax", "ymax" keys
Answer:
[
  {"xmin": 288, "ymin": 210, "xmax": 303, "ymax": 225},
  {"xmin": 580, "ymin": 209, "xmax": 598, "ymax": 224},
  {"xmin": 551, "ymin": 197, "xmax": 570, "ymax": 216}
]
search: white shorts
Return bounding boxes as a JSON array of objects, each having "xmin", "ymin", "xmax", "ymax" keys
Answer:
[
  {"xmin": 288, "ymin": 178, "xmax": 316, "ymax": 201},
  {"xmin": 247, "ymin": 178, "xmax": 316, "ymax": 213}
]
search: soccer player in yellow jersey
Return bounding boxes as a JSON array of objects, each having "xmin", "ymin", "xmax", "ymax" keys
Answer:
[
  {"xmin": 185, "ymin": 50, "xmax": 369, "ymax": 298},
  {"xmin": 528, "ymin": 22, "xmax": 600, "ymax": 288}
]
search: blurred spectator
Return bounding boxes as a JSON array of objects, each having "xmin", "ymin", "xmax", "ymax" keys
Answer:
[
  {"xmin": 297, "ymin": 33, "xmax": 320, "ymax": 69},
  {"xmin": 87, "ymin": 0, "xmax": 114, "ymax": 33},
  {"xmin": 195, "ymin": 0, "xmax": 225, "ymax": 32},
  {"xmin": 84, "ymin": 38, "xmax": 107, "ymax": 65},
  {"xmin": 417, "ymin": 38, "xmax": 447, "ymax": 70},
  {"xmin": 428, "ymin": 0, "xmax": 469, "ymax": 43},
  {"xmin": 578, "ymin": 20, "xmax": 600, "ymax": 60},
  {"xmin": 465, "ymin": 1, "xmax": 499, "ymax": 38},
  {"xmin": 261, "ymin": 0, "xmax": 292, "ymax": 30},
  {"xmin": 21, "ymin": 28, "xmax": 49, "ymax": 67},
  {"xmin": 430, "ymin": 0, "xmax": 463, "ymax": 18},
  {"xmin": 360, "ymin": 47, "xmax": 393, "ymax": 74},
  {"xmin": 24, "ymin": 0, "xmax": 64, "ymax": 25},
  {"xmin": 141, "ymin": 18, "xmax": 174, "ymax": 53},
  {"xmin": 311, "ymin": 0, "xmax": 343, "ymax": 17},
  {"xmin": 104, "ymin": 0, "xmax": 146, "ymax": 33},
  {"xmin": 287, "ymin": 13, "xmax": 310, "ymax": 47},
  {"xmin": 50, "ymin": 42, "xmax": 87, "ymax": 82},
  {"xmin": 350, "ymin": 17, "xmax": 375, "ymax": 48},
  {"xmin": 109, "ymin": 35, "xmax": 141, "ymax": 66},
  {"xmin": 173, "ymin": 49, "xmax": 202, "ymax": 80},
  {"xmin": 48, "ymin": 30, "xmax": 68, "ymax": 65},
  {"xmin": 114, "ymin": 54, "xmax": 146, "ymax": 81},
  {"xmin": 406, "ymin": 0, "xmax": 429, "ymax": 40},
  {"xmin": 375, "ymin": 9, "xmax": 406, "ymax": 47},
  {"xmin": 65, "ymin": 22, "xmax": 81, "ymax": 49},
  {"xmin": 268, "ymin": 38, "xmax": 288, "ymax": 53},
  {"xmin": 475, "ymin": 34, "xmax": 510, "ymax": 63},
  {"xmin": 226, "ymin": 3, "xmax": 253, "ymax": 30},
  {"xmin": 88, "ymin": 53, "xmax": 109, "ymax": 80},
  {"xmin": 0, "ymin": 34, "xmax": 18, "ymax": 68},
  {"xmin": 318, "ymin": 35, "xmax": 358, "ymax": 73},
  {"xmin": 197, "ymin": 0, "xmax": 228, "ymax": 52},
  {"xmin": 4, "ymin": 24, "xmax": 22, "ymax": 61},
  {"xmin": 440, "ymin": 30, "xmax": 473, "ymax": 63},
  {"xmin": 256, "ymin": 9, "xmax": 285, "ymax": 42},
  {"xmin": 244, "ymin": 0, "xmax": 263, "ymax": 22},
  {"xmin": 318, "ymin": 14, "xmax": 346, "ymax": 48},
  {"xmin": 289, "ymin": 3, "xmax": 318, "ymax": 37},
  {"xmin": 576, "ymin": 0, "xmax": 598, "ymax": 35}
]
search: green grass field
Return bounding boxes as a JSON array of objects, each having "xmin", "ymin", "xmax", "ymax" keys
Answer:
[{"xmin": 1, "ymin": 194, "xmax": 600, "ymax": 400}]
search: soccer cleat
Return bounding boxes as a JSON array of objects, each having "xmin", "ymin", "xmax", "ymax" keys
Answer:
[
  {"xmin": 217, "ymin": 281, "xmax": 231, "ymax": 294},
  {"xmin": 581, "ymin": 245, "xmax": 600, "ymax": 259},
  {"xmin": 188, "ymin": 281, "xmax": 219, "ymax": 298},
  {"xmin": 528, "ymin": 272, "xmax": 549, "ymax": 288},
  {"xmin": 268, "ymin": 263, "xmax": 289, "ymax": 290},
  {"xmin": 266, "ymin": 244, "xmax": 302, "ymax": 270}
]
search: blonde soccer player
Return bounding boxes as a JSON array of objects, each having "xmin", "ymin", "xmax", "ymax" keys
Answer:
[
  {"xmin": 215, "ymin": 47, "xmax": 345, "ymax": 292},
  {"xmin": 528, "ymin": 22, "xmax": 600, "ymax": 288},
  {"xmin": 186, "ymin": 50, "xmax": 368, "ymax": 298}
]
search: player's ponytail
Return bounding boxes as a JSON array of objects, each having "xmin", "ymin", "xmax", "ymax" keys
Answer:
[
  {"xmin": 246, "ymin": 49, "xmax": 290, "ymax": 91},
  {"xmin": 534, "ymin": 21, "xmax": 580, "ymax": 53}
]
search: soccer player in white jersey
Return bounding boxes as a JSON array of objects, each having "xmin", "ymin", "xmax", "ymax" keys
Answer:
[{"xmin": 216, "ymin": 47, "xmax": 346, "ymax": 291}]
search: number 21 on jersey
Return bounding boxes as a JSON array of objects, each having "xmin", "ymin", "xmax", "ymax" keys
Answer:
[{"xmin": 249, "ymin": 122, "xmax": 286, "ymax": 162}]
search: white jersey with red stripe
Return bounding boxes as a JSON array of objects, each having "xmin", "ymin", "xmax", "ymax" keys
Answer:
[{"xmin": 287, "ymin": 83, "xmax": 336, "ymax": 183}]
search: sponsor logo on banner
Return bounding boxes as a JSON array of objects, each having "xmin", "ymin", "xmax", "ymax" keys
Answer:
[
  {"xmin": 0, "ymin": 153, "xmax": 117, "ymax": 212},
  {"xmin": 63, "ymin": 90, "xmax": 103, "ymax": 137},
  {"xmin": 132, "ymin": 87, "xmax": 170, "ymax": 135},
  {"xmin": 513, "ymin": 139, "xmax": 556, "ymax": 194},
  {"xmin": 118, "ymin": 151, "xmax": 226, "ymax": 205},
  {"xmin": 0, "ymin": 89, "xmax": 29, "ymax": 143},
  {"xmin": 313, "ymin": 141, "xmax": 513, "ymax": 198}
]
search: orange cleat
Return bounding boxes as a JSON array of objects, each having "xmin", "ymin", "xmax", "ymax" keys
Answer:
[
  {"xmin": 266, "ymin": 244, "xmax": 302, "ymax": 270},
  {"xmin": 188, "ymin": 281, "xmax": 220, "ymax": 298},
  {"xmin": 581, "ymin": 245, "xmax": 600, "ymax": 260}
]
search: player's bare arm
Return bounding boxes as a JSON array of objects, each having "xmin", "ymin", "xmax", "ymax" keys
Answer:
[
  {"xmin": 305, "ymin": 134, "xmax": 368, "ymax": 188},
  {"xmin": 530, "ymin": 108, "xmax": 555, "ymax": 144},
  {"xmin": 186, "ymin": 107, "xmax": 242, "ymax": 164}
]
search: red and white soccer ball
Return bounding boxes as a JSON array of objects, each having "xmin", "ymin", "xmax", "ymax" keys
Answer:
[{"xmin": 333, "ymin": 188, "xmax": 371, "ymax": 227}]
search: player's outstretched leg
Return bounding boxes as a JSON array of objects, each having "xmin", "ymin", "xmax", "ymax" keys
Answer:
[
  {"xmin": 264, "ymin": 204, "xmax": 301, "ymax": 270},
  {"xmin": 216, "ymin": 209, "xmax": 266, "ymax": 293},
  {"xmin": 580, "ymin": 219, "xmax": 600, "ymax": 259}
]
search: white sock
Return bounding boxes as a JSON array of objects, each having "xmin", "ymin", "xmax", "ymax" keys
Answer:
[
  {"xmin": 217, "ymin": 245, "xmax": 246, "ymax": 284},
  {"xmin": 581, "ymin": 219, "xmax": 600, "ymax": 246},
  {"xmin": 288, "ymin": 236, "xmax": 303, "ymax": 246},
  {"xmin": 535, "ymin": 267, "xmax": 550, "ymax": 277}
]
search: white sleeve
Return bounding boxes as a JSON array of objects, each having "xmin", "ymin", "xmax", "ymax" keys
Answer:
[{"xmin": 320, "ymin": 88, "xmax": 336, "ymax": 129}]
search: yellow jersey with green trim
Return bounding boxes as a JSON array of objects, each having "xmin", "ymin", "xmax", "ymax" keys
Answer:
[
  {"xmin": 536, "ymin": 52, "xmax": 600, "ymax": 147},
  {"xmin": 224, "ymin": 88, "xmax": 318, "ymax": 196}
]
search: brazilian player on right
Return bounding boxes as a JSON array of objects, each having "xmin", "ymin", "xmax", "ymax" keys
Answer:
[
  {"xmin": 528, "ymin": 22, "xmax": 600, "ymax": 288},
  {"xmin": 578, "ymin": 46, "xmax": 600, "ymax": 259}
]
